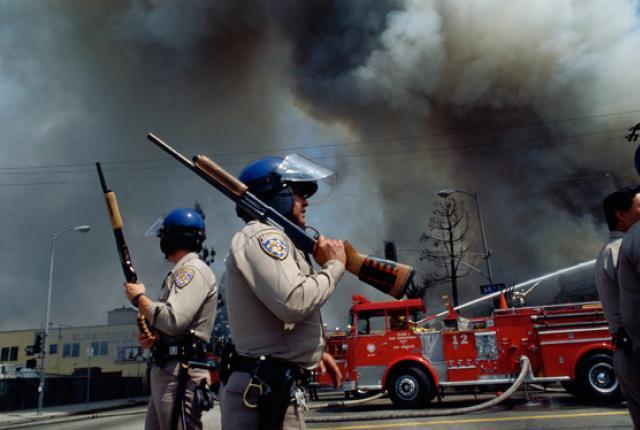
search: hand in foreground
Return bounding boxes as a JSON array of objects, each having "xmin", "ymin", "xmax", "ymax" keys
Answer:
[
  {"xmin": 137, "ymin": 333, "xmax": 157, "ymax": 349},
  {"xmin": 124, "ymin": 282, "xmax": 146, "ymax": 304},
  {"xmin": 313, "ymin": 235, "xmax": 347, "ymax": 266},
  {"xmin": 319, "ymin": 351, "xmax": 342, "ymax": 388}
]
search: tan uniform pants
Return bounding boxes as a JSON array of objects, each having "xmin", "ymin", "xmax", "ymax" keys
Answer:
[
  {"xmin": 220, "ymin": 371, "xmax": 306, "ymax": 430},
  {"xmin": 615, "ymin": 350, "xmax": 640, "ymax": 429},
  {"xmin": 145, "ymin": 362, "xmax": 209, "ymax": 430}
]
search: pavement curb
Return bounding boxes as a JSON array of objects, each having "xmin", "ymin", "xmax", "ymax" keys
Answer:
[
  {"xmin": 0, "ymin": 398, "xmax": 148, "ymax": 429},
  {"xmin": 68, "ymin": 399, "xmax": 148, "ymax": 417}
]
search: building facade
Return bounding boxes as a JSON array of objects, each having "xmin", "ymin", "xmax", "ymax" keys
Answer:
[{"xmin": 0, "ymin": 307, "xmax": 145, "ymax": 378}]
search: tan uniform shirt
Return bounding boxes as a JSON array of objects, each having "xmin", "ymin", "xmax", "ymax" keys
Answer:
[
  {"xmin": 595, "ymin": 231, "xmax": 624, "ymax": 334},
  {"xmin": 225, "ymin": 221, "xmax": 345, "ymax": 369},
  {"xmin": 617, "ymin": 223, "xmax": 640, "ymax": 357},
  {"xmin": 150, "ymin": 252, "xmax": 218, "ymax": 343}
]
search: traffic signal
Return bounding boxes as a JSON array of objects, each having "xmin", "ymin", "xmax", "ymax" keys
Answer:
[{"xmin": 32, "ymin": 334, "xmax": 43, "ymax": 355}]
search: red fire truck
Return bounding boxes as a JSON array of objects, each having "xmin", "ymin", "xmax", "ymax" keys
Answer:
[{"xmin": 316, "ymin": 294, "xmax": 619, "ymax": 408}]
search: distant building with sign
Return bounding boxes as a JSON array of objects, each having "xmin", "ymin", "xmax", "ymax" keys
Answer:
[{"xmin": 0, "ymin": 307, "xmax": 145, "ymax": 378}]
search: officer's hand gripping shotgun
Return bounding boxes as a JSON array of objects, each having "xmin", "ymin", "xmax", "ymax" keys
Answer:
[
  {"xmin": 96, "ymin": 162, "xmax": 153, "ymax": 338},
  {"xmin": 147, "ymin": 133, "xmax": 415, "ymax": 299}
]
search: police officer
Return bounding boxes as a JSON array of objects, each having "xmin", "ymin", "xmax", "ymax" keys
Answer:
[
  {"xmin": 220, "ymin": 154, "xmax": 345, "ymax": 429},
  {"xmin": 123, "ymin": 207, "xmax": 218, "ymax": 430},
  {"xmin": 597, "ymin": 186, "xmax": 640, "ymax": 429}
]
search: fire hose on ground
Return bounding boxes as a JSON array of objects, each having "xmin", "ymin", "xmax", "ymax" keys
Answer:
[
  {"xmin": 305, "ymin": 355, "xmax": 531, "ymax": 423},
  {"xmin": 307, "ymin": 391, "xmax": 388, "ymax": 409},
  {"xmin": 528, "ymin": 383, "xmax": 566, "ymax": 393}
]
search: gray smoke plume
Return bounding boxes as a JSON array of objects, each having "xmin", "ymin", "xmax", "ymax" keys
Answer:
[
  {"xmin": 1, "ymin": 0, "xmax": 639, "ymax": 331},
  {"xmin": 274, "ymin": 0, "xmax": 640, "ymax": 310}
]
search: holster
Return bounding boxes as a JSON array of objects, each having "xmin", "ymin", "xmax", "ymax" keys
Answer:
[
  {"xmin": 224, "ymin": 346, "xmax": 311, "ymax": 430},
  {"xmin": 218, "ymin": 341, "xmax": 236, "ymax": 386},
  {"xmin": 255, "ymin": 363, "xmax": 296, "ymax": 430},
  {"xmin": 613, "ymin": 328, "xmax": 634, "ymax": 357},
  {"xmin": 194, "ymin": 379, "xmax": 215, "ymax": 412}
]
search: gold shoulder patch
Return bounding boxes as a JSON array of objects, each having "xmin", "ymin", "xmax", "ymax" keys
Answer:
[
  {"xmin": 258, "ymin": 232, "xmax": 289, "ymax": 260},
  {"xmin": 174, "ymin": 267, "xmax": 195, "ymax": 289}
]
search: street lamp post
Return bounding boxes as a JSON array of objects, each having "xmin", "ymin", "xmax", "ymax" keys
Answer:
[
  {"xmin": 437, "ymin": 189, "xmax": 493, "ymax": 283},
  {"xmin": 37, "ymin": 225, "xmax": 91, "ymax": 415}
]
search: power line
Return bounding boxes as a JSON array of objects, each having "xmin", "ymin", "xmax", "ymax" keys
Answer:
[
  {"xmin": 0, "ymin": 127, "xmax": 625, "ymax": 180},
  {"xmin": 0, "ymin": 107, "xmax": 638, "ymax": 173},
  {"xmin": 0, "ymin": 127, "xmax": 625, "ymax": 185},
  {"xmin": 307, "ymin": 129, "xmax": 620, "ymax": 163},
  {"xmin": 0, "ymin": 131, "xmax": 621, "ymax": 187}
]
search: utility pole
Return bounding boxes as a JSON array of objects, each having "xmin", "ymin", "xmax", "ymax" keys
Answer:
[
  {"xmin": 38, "ymin": 225, "xmax": 91, "ymax": 415},
  {"xmin": 86, "ymin": 347, "xmax": 93, "ymax": 408}
]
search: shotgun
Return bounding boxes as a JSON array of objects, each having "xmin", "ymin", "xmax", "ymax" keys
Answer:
[
  {"xmin": 96, "ymin": 162, "xmax": 153, "ymax": 338},
  {"xmin": 146, "ymin": 133, "xmax": 414, "ymax": 299}
]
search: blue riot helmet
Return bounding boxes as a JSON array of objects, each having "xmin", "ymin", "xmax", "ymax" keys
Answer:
[
  {"xmin": 145, "ymin": 207, "xmax": 206, "ymax": 257},
  {"xmin": 237, "ymin": 153, "xmax": 337, "ymax": 222}
]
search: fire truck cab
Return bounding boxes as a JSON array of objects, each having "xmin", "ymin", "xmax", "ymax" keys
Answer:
[{"xmin": 320, "ymin": 295, "xmax": 619, "ymax": 408}]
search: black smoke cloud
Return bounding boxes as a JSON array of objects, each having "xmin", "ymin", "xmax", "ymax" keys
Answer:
[{"xmin": 1, "ymin": 1, "xmax": 638, "ymax": 330}]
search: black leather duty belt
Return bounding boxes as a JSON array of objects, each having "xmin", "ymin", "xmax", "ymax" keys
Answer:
[{"xmin": 230, "ymin": 354, "xmax": 311, "ymax": 387}]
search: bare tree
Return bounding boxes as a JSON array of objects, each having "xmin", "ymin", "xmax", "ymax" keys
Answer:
[
  {"xmin": 404, "ymin": 276, "xmax": 438, "ymax": 300},
  {"xmin": 418, "ymin": 198, "xmax": 473, "ymax": 306}
]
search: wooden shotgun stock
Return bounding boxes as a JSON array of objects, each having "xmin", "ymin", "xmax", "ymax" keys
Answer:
[
  {"xmin": 148, "ymin": 133, "xmax": 415, "ymax": 299},
  {"xmin": 96, "ymin": 162, "xmax": 153, "ymax": 338},
  {"xmin": 343, "ymin": 242, "xmax": 414, "ymax": 300}
]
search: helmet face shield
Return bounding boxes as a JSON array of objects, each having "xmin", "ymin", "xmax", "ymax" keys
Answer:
[
  {"xmin": 277, "ymin": 153, "xmax": 337, "ymax": 204},
  {"xmin": 145, "ymin": 214, "xmax": 165, "ymax": 237},
  {"xmin": 144, "ymin": 208, "xmax": 206, "ymax": 237},
  {"xmin": 145, "ymin": 208, "xmax": 206, "ymax": 256}
]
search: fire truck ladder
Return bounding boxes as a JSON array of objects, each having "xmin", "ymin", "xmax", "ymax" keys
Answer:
[{"xmin": 532, "ymin": 308, "xmax": 607, "ymax": 330}]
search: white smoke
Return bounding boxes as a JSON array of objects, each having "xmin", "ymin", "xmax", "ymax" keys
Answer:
[{"xmin": 352, "ymin": 0, "xmax": 640, "ymax": 121}]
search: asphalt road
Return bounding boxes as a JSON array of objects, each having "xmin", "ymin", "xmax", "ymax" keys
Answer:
[
  {"xmin": 307, "ymin": 391, "xmax": 634, "ymax": 429},
  {"xmin": 9, "ymin": 391, "xmax": 635, "ymax": 430}
]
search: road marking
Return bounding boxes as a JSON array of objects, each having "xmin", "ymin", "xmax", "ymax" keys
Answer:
[{"xmin": 309, "ymin": 410, "xmax": 630, "ymax": 429}]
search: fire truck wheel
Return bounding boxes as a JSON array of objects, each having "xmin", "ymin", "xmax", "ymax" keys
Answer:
[
  {"xmin": 388, "ymin": 365, "xmax": 435, "ymax": 408},
  {"xmin": 574, "ymin": 353, "xmax": 621, "ymax": 404}
]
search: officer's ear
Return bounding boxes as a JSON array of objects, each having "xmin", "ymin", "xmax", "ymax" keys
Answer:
[{"xmin": 615, "ymin": 209, "xmax": 635, "ymax": 231}]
